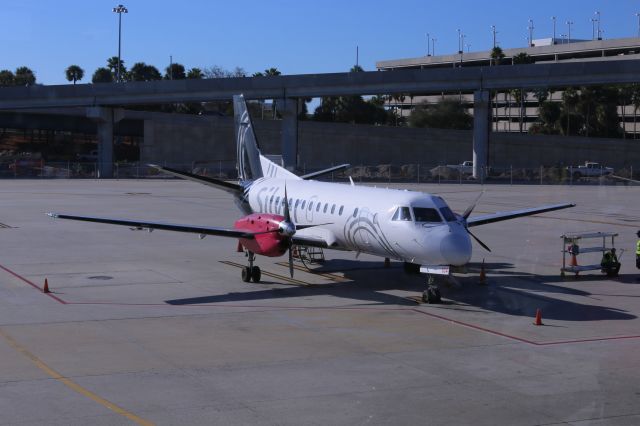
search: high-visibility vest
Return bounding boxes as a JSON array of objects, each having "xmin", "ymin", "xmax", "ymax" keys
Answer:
[{"xmin": 636, "ymin": 240, "xmax": 640, "ymax": 256}]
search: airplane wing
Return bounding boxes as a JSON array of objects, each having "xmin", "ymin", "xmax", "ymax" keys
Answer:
[
  {"xmin": 47, "ymin": 213, "xmax": 256, "ymax": 239},
  {"xmin": 466, "ymin": 202, "xmax": 575, "ymax": 227},
  {"xmin": 148, "ymin": 164, "xmax": 243, "ymax": 195},
  {"xmin": 299, "ymin": 164, "xmax": 350, "ymax": 180}
]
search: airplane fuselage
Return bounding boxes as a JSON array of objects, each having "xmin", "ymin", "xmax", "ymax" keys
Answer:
[{"xmin": 246, "ymin": 177, "xmax": 472, "ymax": 267}]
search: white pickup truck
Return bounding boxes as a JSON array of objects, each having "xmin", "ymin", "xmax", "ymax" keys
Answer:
[
  {"xmin": 446, "ymin": 161, "xmax": 473, "ymax": 175},
  {"xmin": 567, "ymin": 162, "xmax": 614, "ymax": 178}
]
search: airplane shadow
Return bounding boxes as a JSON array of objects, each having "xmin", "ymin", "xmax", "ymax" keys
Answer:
[{"xmin": 166, "ymin": 259, "xmax": 637, "ymax": 322}]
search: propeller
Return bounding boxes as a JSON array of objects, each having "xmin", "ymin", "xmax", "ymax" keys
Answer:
[
  {"xmin": 460, "ymin": 191, "xmax": 491, "ymax": 252},
  {"xmin": 282, "ymin": 185, "xmax": 295, "ymax": 278}
]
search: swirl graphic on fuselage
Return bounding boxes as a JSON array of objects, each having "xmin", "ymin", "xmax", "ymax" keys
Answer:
[{"xmin": 343, "ymin": 208, "xmax": 400, "ymax": 259}]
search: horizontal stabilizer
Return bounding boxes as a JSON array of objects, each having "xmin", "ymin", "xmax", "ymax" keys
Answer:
[
  {"xmin": 149, "ymin": 164, "xmax": 242, "ymax": 195},
  {"xmin": 48, "ymin": 213, "xmax": 255, "ymax": 239},
  {"xmin": 467, "ymin": 202, "xmax": 575, "ymax": 227},
  {"xmin": 300, "ymin": 164, "xmax": 350, "ymax": 180}
]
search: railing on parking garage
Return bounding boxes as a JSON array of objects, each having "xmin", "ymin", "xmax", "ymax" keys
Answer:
[{"xmin": 0, "ymin": 160, "xmax": 636, "ymax": 185}]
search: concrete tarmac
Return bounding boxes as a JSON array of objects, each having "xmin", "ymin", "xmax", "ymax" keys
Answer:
[{"xmin": 1, "ymin": 179, "xmax": 639, "ymax": 425}]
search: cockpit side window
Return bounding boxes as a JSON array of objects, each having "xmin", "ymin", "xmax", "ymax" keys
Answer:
[
  {"xmin": 412, "ymin": 207, "xmax": 442, "ymax": 223},
  {"xmin": 392, "ymin": 206, "xmax": 412, "ymax": 221}
]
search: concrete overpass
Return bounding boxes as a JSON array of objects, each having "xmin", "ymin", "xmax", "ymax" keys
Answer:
[{"xmin": 2, "ymin": 59, "xmax": 640, "ymax": 177}]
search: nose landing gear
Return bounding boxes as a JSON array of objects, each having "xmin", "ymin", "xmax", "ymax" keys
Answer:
[{"xmin": 241, "ymin": 251, "xmax": 262, "ymax": 283}]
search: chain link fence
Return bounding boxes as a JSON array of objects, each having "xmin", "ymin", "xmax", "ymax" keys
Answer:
[{"xmin": 0, "ymin": 159, "xmax": 636, "ymax": 185}]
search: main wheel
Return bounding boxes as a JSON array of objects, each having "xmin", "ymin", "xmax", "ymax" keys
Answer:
[
  {"xmin": 251, "ymin": 266, "xmax": 261, "ymax": 283},
  {"xmin": 241, "ymin": 266, "xmax": 252, "ymax": 282}
]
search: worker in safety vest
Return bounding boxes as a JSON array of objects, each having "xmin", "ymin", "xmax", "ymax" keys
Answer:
[{"xmin": 601, "ymin": 248, "xmax": 621, "ymax": 277}]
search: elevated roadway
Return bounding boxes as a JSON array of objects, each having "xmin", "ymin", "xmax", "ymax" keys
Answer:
[{"xmin": 1, "ymin": 60, "xmax": 639, "ymax": 177}]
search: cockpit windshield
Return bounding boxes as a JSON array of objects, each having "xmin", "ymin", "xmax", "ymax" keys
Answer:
[
  {"xmin": 439, "ymin": 206, "xmax": 457, "ymax": 222},
  {"xmin": 412, "ymin": 207, "xmax": 442, "ymax": 223}
]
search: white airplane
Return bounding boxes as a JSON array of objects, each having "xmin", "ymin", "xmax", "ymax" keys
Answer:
[{"xmin": 49, "ymin": 94, "xmax": 574, "ymax": 302}]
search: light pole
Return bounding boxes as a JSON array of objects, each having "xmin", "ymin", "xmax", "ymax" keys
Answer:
[
  {"xmin": 636, "ymin": 13, "xmax": 640, "ymax": 38},
  {"xmin": 426, "ymin": 33, "xmax": 430, "ymax": 56},
  {"xmin": 595, "ymin": 11, "xmax": 601, "ymax": 40},
  {"xmin": 591, "ymin": 18, "xmax": 597, "ymax": 40},
  {"xmin": 431, "ymin": 37, "xmax": 437, "ymax": 56},
  {"xmin": 566, "ymin": 20, "xmax": 573, "ymax": 43},
  {"xmin": 112, "ymin": 4, "xmax": 128, "ymax": 82},
  {"xmin": 491, "ymin": 25, "xmax": 497, "ymax": 48},
  {"xmin": 528, "ymin": 19, "xmax": 534, "ymax": 46},
  {"xmin": 457, "ymin": 29, "xmax": 462, "ymax": 53},
  {"xmin": 551, "ymin": 16, "xmax": 556, "ymax": 43}
]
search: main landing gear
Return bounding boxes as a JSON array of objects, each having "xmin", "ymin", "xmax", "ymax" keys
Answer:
[
  {"xmin": 422, "ymin": 275, "xmax": 442, "ymax": 304},
  {"xmin": 241, "ymin": 251, "xmax": 262, "ymax": 283}
]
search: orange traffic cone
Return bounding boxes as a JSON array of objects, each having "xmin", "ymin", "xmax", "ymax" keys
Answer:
[
  {"xmin": 570, "ymin": 253, "xmax": 578, "ymax": 267},
  {"xmin": 478, "ymin": 259, "xmax": 487, "ymax": 285},
  {"xmin": 43, "ymin": 278, "xmax": 50, "ymax": 294},
  {"xmin": 533, "ymin": 308, "xmax": 543, "ymax": 326}
]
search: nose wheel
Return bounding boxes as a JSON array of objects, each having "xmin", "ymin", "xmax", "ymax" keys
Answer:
[
  {"xmin": 422, "ymin": 275, "xmax": 442, "ymax": 304},
  {"xmin": 241, "ymin": 251, "xmax": 262, "ymax": 283}
]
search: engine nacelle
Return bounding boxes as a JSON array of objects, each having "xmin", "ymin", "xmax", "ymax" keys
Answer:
[{"xmin": 234, "ymin": 213, "xmax": 288, "ymax": 257}]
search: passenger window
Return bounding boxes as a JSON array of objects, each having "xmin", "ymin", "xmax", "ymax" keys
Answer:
[
  {"xmin": 295, "ymin": 199, "xmax": 300, "ymax": 209},
  {"xmin": 392, "ymin": 207, "xmax": 412, "ymax": 221},
  {"xmin": 289, "ymin": 198, "xmax": 293, "ymax": 207},
  {"xmin": 323, "ymin": 203, "xmax": 328, "ymax": 213},
  {"xmin": 353, "ymin": 208, "xmax": 358, "ymax": 217},
  {"xmin": 413, "ymin": 207, "xmax": 442, "ymax": 223},
  {"xmin": 275, "ymin": 196, "xmax": 280, "ymax": 206},
  {"xmin": 316, "ymin": 202, "xmax": 321, "ymax": 212},
  {"xmin": 439, "ymin": 207, "xmax": 457, "ymax": 222},
  {"xmin": 339, "ymin": 206, "xmax": 344, "ymax": 215},
  {"xmin": 301, "ymin": 200, "xmax": 306, "ymax": 210},
  {"xmin": 331, "ymin": 204, "xmax": 336, "ymax": 214}
]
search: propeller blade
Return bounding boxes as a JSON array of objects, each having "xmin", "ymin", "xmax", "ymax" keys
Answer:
[
  {"xmin": 283, "ymin": 184, "xmax": 291, "ymax": 223},
  {"xmin": 466, "ymin": 228, "xmax": 492, "ymax": 252},
  {"xmin": 288, "ymin": 243, "xmax": 294, "ymax": 278},
  {"xmin": 462, "ymin": 191, "xmax": 484, "ymax": 220}
]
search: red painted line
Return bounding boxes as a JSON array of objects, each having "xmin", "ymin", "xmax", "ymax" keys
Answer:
[{"xmin": 0, "ymin": 263, "xmax": 67, "ymax": 305}]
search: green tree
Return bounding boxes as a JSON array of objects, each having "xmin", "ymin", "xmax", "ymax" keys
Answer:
[
  {"xmin": 0, "ymin": 69, "xmax": 15, "ymax": 86},
  {"xmin": 65, "ymin": 65, "xmax": 84, "ymax": 84},
  {"xmin": 186, "ymin": 67, "xmax": 204, "ymax": 79},
  {"xmin": 264, "ymin": 67, "xmax": 281, "ymax": 76},
  {"xmin": 490, "ymin": 46, "xmax": 505, "ymax": 65},
  {"xmin": 512, "ymin": 52, "xmax": 534, "ymax": 65},
  {"xmin": 129, "ymin": 62, "xmax": 161, "ymax": 81},
  {"xmin": 164, "ymin": 63, "xmax": 186, "ymax": 80},
  {"xmin": 14, "ymin": 66, "xmax": 36, "ymax": 86},
  {"xmin": 106, "ymin": 56, "xmax": 127, "ymax": 80},
  {"xmin": 92, "ymin": 67, "xmax": 113, "ymax": 83},
  {"xmin": 408, "ymin": 98, "xmax": 473, "ymax": 130}
]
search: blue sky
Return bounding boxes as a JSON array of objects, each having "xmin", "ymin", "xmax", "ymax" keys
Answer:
[{"xmin": 2, "ymin": 0, "xmax": 640, "ymax": 85}]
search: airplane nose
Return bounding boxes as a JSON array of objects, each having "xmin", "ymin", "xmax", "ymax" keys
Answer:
[{"xmin": 439, "ymin": 228, "xmax": 472, "ymax": 265}]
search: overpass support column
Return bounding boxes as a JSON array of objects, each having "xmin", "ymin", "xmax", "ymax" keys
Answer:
[
  {"xmin": 279, "ymin": 98, "xmax": 299, "ymax": 171},
  {"xmin": 86, "ymin": 107, "xmax": 124, "ymax": 178},
  {"xmin": 472, "ymin": 90, "xmax": 490, "ymax": 180}
]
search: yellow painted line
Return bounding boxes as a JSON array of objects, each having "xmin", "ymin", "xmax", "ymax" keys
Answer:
[
  {"xmin": 0, "ymin": 327, "xmax": 154, "ymax": 426},
  {"xmin": 275, "ymin": 262, "xmax": 350, "ymax": 283},
  {"xmin": 220, "ymin": 261, "xmax": 311, "ymax": 286}
]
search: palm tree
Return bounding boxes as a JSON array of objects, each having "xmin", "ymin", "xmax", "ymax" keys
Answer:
[
  {"xmin": 164, "ymin": 63, "xmax": 186, "ymax": 80},
  {"xmin": 65, "ymin": 65, "xmax": 84, "ymax": 85},
  {"xmin": 490, "ymin": 46, "xmax": 505, "ymax": 65},
  {"xmin": 186, "ymin": 67, "xmax": 204, "ymax": 79},
  {"xmin": 264, "ymin": 67, "xmax": 281, "ymax": 76}
]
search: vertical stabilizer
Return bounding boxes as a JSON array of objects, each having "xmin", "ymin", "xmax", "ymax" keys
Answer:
[{"xmin": 234, "ymin": 94, "xmax": 264, "ymax": 182}]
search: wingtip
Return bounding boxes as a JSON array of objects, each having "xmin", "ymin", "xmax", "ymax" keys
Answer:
[{"xmin": 46, "ymin": 212, "xmax": 58, "ymax": 218}]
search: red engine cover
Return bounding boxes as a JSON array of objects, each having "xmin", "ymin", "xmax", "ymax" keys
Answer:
[{"xmin": 234, "ymin": 213, "xmax": 288, "ymax": 257}]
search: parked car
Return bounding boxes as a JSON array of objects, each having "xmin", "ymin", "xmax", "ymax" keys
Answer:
[
  {"xmin": 567, "ymin": 162, "xmax": 614, "ymax": 178},
  {"xmin": 446, "ymin": 161, "xmax": 473, "ymax": 175},
  {"xmin": 77, "ymin": 150, "xmax": 98, "ymax": 162}
]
